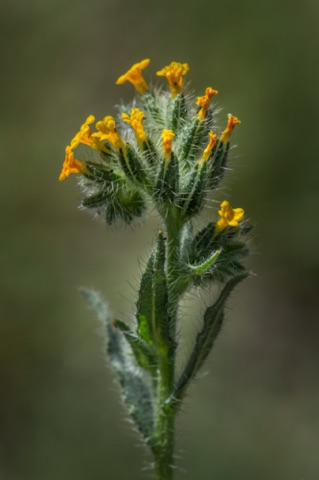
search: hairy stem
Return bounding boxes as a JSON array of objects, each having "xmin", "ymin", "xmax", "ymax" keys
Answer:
[
  {"xmin": 152, "ymin": 210, "xmax": 183, "ymax": 479},
  {"xmin": 153, "ymin": 350, "xmax": 175, "ymax": 480}
]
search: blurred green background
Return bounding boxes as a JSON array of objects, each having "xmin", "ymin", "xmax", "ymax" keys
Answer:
[{"xmin": 1, "ymin": 0, "xmax": 319, "ymax": 478}]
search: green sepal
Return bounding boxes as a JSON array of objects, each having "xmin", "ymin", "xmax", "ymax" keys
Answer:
[
  {"xmin": 125, "ymin": 144, "xmax": 147, "ymax": 185},
  {"xmin": 80, "ymin": 288, "xmax": 154, "ymax": 445},
  {"xmin": 208, "ymin": 141, "xmax": 230, "ymax": 189},
  {"xmin": 82, "ymin": 174, "xmax": 147, "ymax": 225},
  {"xmin": 180, "ymin": 118, "xmax": 204, "ymax": 162},
  {"xmin": 207, "ymin": 140, "xmax": 219, "ymax": 161},
  {"xmin": 118, "ymin": 147, "xmax": 134, "ymax": 180},
  {"xmin": 136, "ymin": 232, "xmax": 173, "ymax": 349},
  {"xmin": 84, "ymin": 162, "xmax": 121, "ymax": 184},
  {"xmin": 170, "ymin": 93, "xmax": 187, "ymax": 132},
  {"xmin": 82, "ymin": 190, "xmax": 109, "ymax": 208},
  {"xmin": 240, "ymin": 223, "xmax": 254, "ymax": 236},
  {"xmin": 113, "ymin": 319, "xmax": 157, "ymax": 374},
  {"xmin": 203, "ymin": 107, "xmax": 214, "ymax": 129},
  {"xmin": 181, "ymin": 118, "xmax": 198, "ymax": 160},
  {"xmin": 179, "ymin": 162, "xmax": 207, "ymax": 219},
  {"xmin": 190, "ymin": 226, "xmax": 250, "ymax": 283},
  {"xmin": 81, "ymin": 166, "xmax": 126, "ymax": 211},
  {"xmin": 174, "ymin": 272, "xmax": 249, "ymax": 399},
  {"xmin": 100, "ymin": 145, "xmax": 113, "ymax": 161},
  {"xmin": 105, "ymin": 184, "xmax": 146, "ymax": 225},
  {"xmin": 154, "ymin": 153, "xmax": 179, "ymax": 204},
  {"xmin": 188, "ymin": 222, "xmax": 216, "ymax": 264},
  {"xmin": 142, "ymin": 91, "xmax": 164, "ymax": 126},
  {"xmin": 205, "ymin": 244, "xmax": 248, "ymax": 283},
  {"xmin": 142, "ymin": 139, "xmax": 159, "ymax": 167}
]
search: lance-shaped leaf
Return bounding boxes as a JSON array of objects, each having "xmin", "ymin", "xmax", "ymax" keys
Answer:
[
  {"xmin": 118, "ymin": 367, "xmax": 155, "ymax": 445},
  {"xmin": 80, "ymin": 288, "xmax": 154, "ymax": 445},
  {"xmin": 174, "ymin": 272, "xmax": 249, "ymax": 400},
  {"xmin": 113, "ymin": 319, "xmax": 157, "ymax": 374},
  {"xmin": 136, "ymin": 231, "xmax": 172, "ymax": 348}
]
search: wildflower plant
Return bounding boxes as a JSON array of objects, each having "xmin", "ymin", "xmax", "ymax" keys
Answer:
[{"xmin": 60, "ymin": 59, "xmax": 252, "ymax": 479}]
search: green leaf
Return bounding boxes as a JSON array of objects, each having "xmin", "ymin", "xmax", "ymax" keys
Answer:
[
  {"xmin": 174, "ymin": 272, "xmax": 249, "ymax": 399},
  {"xmin": 189, "ymin": 248, "xmax": 222, "ymax": 277},
  {"xmin": 136, "ymin": 252, "xmax": 155, "ymax": 343},
  {"xmin": 113, "ymin": 319, "xmax": 157, "ymax": 373},
  {"xmin": 136, "ymin": 232, "xmax": 173, "ymax": 349},
  {"xmin": 119, "ymin": 368, "xmax": 154, "ymax": 444},
  {"xmin": 137, "ymin": 314, "xmax": 152, "ymax": 343},
  {"xmin": 80, "ymin": 288, "xmax": 154, "ymax": 444}
]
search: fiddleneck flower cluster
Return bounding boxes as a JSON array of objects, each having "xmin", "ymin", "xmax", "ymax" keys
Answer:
[
  {"xmin": 59, "ymin": 59, "xmax": 244, "ymax": 233},
  {"xmin": 60, "ymin": 60, "xmax": 252, "ymax": 479}
]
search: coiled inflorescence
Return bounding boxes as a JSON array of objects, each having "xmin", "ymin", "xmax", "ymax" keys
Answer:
[{"xmin": 59, "ymin": 59, "xmax": 244, "ymax": 230}]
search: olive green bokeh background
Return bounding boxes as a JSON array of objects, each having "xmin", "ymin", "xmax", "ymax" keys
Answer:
[{"xmin": 1, "ymin": 1, "xmax": 319, "ymax": 479}]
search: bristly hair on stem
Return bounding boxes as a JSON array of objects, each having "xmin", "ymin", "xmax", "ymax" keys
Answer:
[{"xmin": 59, "ymin": 58, "xmax": 253, "ymax": 480}]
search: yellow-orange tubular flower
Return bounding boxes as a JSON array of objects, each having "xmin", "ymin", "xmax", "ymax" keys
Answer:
[
  {"xmin": 161, "ymin": 129, "xmax": 175, "ymax": 159},
  {"xmin": 220, "ymin": 114, "xmax": 241, "ymax": 143},
  {"xmin": 156, "ymin": 62, "xmax": 189, "ymax": 97},
  {"xmin": 70, "ymin": 115, "xmax": 107, "ymax": 153},
  {"xmin": 196, "ymin": 87, "xmax": 218, "ymax": 122},
  {"xmin": 96, "ymin": 116, "xmax": 124, "ymax": 151},
  {"xmin": 122, "ymin": 108, "xmax": 147, "ymax": 146},
  {"xmin": 200, "ymin": 131, "xmax": 217, "ymax": 164},
  {"xmin": 116, "ymin": 59, "xmax": 150, "ymax": 94},
  {"xmin": 215, "ymin": 200, "xmax": 244, "ymax": 233},
  {"xmin": 59, "ymin": 146, "xmax": 86, "ymax": 181}
]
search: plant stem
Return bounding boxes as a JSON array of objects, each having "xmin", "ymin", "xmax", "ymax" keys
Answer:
[
  {"xmin": 152, "ymin": 210, "xmax": 183, "ymax": 479},
  {"xmin": 153, "ymin": 354, "xmax": 175, "ymax": 480},
  {"xmin": 166, "ymin": 212, "xmax": 181, "ymax": 275}
]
